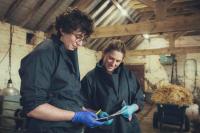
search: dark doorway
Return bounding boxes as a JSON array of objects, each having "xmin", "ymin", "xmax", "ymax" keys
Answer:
[{"xmin": 125, "ymin": 64, "xmax": 145, "ymax": 90}]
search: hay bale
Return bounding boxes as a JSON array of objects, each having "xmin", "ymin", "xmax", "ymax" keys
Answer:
[{"xmin": 151, "ymin": 83, "xmax": 193, "ymax": 106}]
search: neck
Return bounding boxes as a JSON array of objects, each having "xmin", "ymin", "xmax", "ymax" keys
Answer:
[{"xmin": 107, "ymin": 71, "xmax": 113, "ymax": 75}]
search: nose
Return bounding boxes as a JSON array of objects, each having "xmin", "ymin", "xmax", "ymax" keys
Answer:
[{"xmin": 111, "ymin": 60, "xmax": 117, "ymax": 67}]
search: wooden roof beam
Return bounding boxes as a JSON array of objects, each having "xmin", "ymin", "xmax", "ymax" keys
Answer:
[
  {"xmin": 3, "ymin": 0, "xmax": 24, "ymax": 21},
  {"xmin": 138, "ymin": 0, "xmax": 155, "ymax": 8},
  {"xmin": 154, "ymin": 0, "xmax": 174, "ymax": 20},
  {"xmin": 127, "ymin": 46, "xmax": 200, "ymax": 56},
  {"xmin": 35, "ymin": 0, "xmax": 65, "ymax": 30},
  {"xmin": 168, "ymin": 33, "xmax": 176, "ymax": 48},
  {"xmin": 21, "ymin": 0, "xmax": 46, "ymax": 27},
  {"xmin": 137, "ymin": 1, "xmax": 200, "ymax": 12},
  {"xmin": 129, "ymin": 35, "xmax": 144, "ymax": 49},
  {"xmin": 70, "ymin": 0, "xmax": 94, "ymax": 11},
  {"xmin": 91, "ymin": 14, "xmax": 200, "ymax": 38},
  {"xmin": 139, "ymin": 0, "xmax": 174, "ymax": 20}
]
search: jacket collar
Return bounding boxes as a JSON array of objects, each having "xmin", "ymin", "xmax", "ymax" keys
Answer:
[
  {"xmin": 51, "ymin": 35, "xmax": 80, "ymax": 80},
  {"xmin": 96, "ymin": 59, "xmax": 123, "ymax": 74}
]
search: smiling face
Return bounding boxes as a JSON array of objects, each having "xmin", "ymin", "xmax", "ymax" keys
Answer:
[
  {"xmin": 60, "ymin": 29, "xmax": 86, "ymax": 51},
  {"xmin": 102, "ymin": 50, "xmax": 124, "ymax": 74}
]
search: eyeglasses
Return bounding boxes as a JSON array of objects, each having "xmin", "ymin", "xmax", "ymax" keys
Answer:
[{"xmin": 72, "ymin": 32, "xmax": 88, "ymax": 42}]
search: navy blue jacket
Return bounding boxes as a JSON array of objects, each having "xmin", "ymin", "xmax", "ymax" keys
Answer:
[
  {"xmin": 19, "ymin": 36, "xmax": 83, "ymax": 133},
  {"xmin": 81, "ymin": 61, "xmax": 144, "ymax": 133}
]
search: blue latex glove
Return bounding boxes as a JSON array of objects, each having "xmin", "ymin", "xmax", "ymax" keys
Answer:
[
  {"xmin": 98, "ymin": 111, "xmax": 113, "ymax": 126},
  {"xmin": 120, "ymin": 103, "xmax": 139, "ymax": 121},
  {"xmin": 72, "ymin": 111, "xmax": 104, "ymax": 127}
]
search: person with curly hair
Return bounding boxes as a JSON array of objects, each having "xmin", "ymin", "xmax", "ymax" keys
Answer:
[{"xmin": 19, "ymin": 8, "xmax": 104, "ymax": 133}]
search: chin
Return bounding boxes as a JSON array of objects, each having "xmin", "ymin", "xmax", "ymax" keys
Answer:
[
  {"xmin": 68, "ymin": 47, "xmax": 76, "ymax": 51},
  {"xmin": 107, "ymin": 69, "xmax": 114, "ymax": 73}
]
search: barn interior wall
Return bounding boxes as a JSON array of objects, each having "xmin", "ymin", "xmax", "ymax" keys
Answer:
[{"xmin": 125, "ymin": 37, "xmax": 200, "ymax": 102}]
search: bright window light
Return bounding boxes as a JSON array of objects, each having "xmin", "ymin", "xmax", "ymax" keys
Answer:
[{"xmin": 143, "ymin": 34, "xmax": 150, "ymax": 39}]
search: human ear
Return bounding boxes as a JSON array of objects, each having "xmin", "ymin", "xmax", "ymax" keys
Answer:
[{"xmin": 59, "ymin": 28, "xmax": 65, "ymax": 36}]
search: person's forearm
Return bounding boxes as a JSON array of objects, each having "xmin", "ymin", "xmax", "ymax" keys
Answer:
[
  {"xmin": 82, "ymin": 107, "xmax": 96, "ymax": 112},
  {"xmin": 27, "ymin": 103, "xmax": 75, "ymax": 121}
]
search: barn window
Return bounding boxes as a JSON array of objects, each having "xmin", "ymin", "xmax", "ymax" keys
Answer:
[{"xmin": 26, "ymin": 32, "xmax": 35, "ymax": 45}]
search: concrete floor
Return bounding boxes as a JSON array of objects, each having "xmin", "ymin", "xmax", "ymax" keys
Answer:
[{"xmin": 138, "ymin": 103, "xmax": 193, "ymax": 133}]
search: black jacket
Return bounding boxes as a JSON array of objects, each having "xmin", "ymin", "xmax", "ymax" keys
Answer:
[
  {"xmin": 81, "ymin": 61, "xmax": 144, "ymax": 133},
  {"xmin": 19, "ymin": 36, "xmax": 83, "ymax": 133}
]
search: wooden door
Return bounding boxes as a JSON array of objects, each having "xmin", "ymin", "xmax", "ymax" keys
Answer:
[{"xmin": 125, "ymin": 65, "xmax": 145, "ymax": 90}]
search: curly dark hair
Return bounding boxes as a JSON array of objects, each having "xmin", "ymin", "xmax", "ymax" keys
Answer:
[
  {"xmin": 103, "ymin": 39, "xmax": 126, "ymax": 57},
  {"xmin": 55, "ymin": 8, "xmax": 94, "ymax": 37}
]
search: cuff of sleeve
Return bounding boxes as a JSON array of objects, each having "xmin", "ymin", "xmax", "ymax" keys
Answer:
[{"xmin": 23, "ymin": 100, "xmax": 47, "ymax": 114}]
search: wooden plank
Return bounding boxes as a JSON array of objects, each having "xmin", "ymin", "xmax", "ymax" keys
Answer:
[
  {"xmin": 141, "ymin": 0, "xmax": 173, "ymax": 20},
  {"xmin": 21, "ymin": 0, "xmax": 46, "ymax": 27},
  {"xmin": 127, "ymin": 46, "xmax": 200, "ymax": 56},
  {"xmin": 91, "ymin": 14, "xmax": 200, "ymax": 38},
  {"xmin": 165, "ymin": 0, "xmax": 174, "ymax": 8},
  {"xmin": 129, "ymin": 35, "xmax": 144, "ymax": 49},
  {"xmin": 137, "ymin": 1, "xmax": 200, "ymax": 12},
  {"xmin": 3, "ymin": 0, "xmax": 24, "ymax": 20},
  {"xmin": 111, "ymin": 0, "xmax": 134, "ymax": 22},
  {"xmin": 128, "ymin": 4, "xmax": 147, "ymax": 9},
  {"xmin": 154, "ymin": 0, "xmax": 170, "ymax": 20},
  {"xmin": 175, "ymin": 35, "xmax": 200, "ymax": 47},
  {"xmin": 168, "ymin": 33, "xmax": 176, "ymax": 48},
  {"xmin": 75, "ymin": 0, "xmax": 93, "ymax": 11},
  {"xmin": 34, "ymin": 0, "xmax": 65, "ymax": 30},
  {"xmin": 138, "ymin": 0, "xmax": 155, "ymax": 8}
]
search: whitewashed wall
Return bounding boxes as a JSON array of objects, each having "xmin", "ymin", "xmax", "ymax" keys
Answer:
[
  {"xmin": 0, "ymin": 22, "xmax": 46, "ymax": 127},
  {"xmin": 78, "ymin": 47, "xmax": 97, "ymax": 79},
  {"xmin": 125, "ymin": 37, "xmax": 200, "ymax": 95},
  {"xmin": 125, "ymin": 38, "xmax": 170, "ymax": 87},
  {"xmin": 0, "ymin": 22, "xmax": 39, "ymax": 91}
]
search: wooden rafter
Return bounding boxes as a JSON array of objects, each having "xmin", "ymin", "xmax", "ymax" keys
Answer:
[
  {"xmin": 129, "ymin": 35, "xmax": 144, "ymax": 49},
  {"xmin": 3, "ymin": 0, "xmax": 24, "ymax": 20},
  {"xmin": 21, "ymin": 0, "xmax": 46, "ymax": 27},
  {"xmin": 139, "ymin": 0, "xmax": 174, "ymax": 20},
  {"xmin": 127, "ymin": 46, "xmax": 200, "ymax": 56},
  {"xmin": 111, "ymin": 0, "xmax": 134, "ymax": 22},
  {"xmin": 76, "ymin": 0, "xmax": 94, "ymax": 11},
  {"xmin": 141, "ymin": 9, "xmax": 200, "ymax": 21},
  {"xmin": 34, "ymin": 0, "xmax": 65, "ymax": 30},
  {"xmin": 138, "ymin": 0, "xmax": 155, "ymax": 8},
  {"xmin": 91, "ymin": 14, "xmax": 200, "ymax": 38},
  {"xmin": 168, "ymin": 33, "xmax": 176, "ymax": 48},
  {"xmin": 87, "ymin": 39, "xmax": 98, "ymax": 48},
  {"xmin": 154, "ymin": 0, "xmax": 174, "ymax": 20},
  {"xmin": 137, "ymin": 1, "xmax": 200, "ymax": 12},
  {"xmin": 139, "ymin": 12, "xmax": 154, "ymax": 21},
  {"xmin": 91, "ymin": 38, "xmax": 107, "ymax": 50},
  {"xmin": 96, "ymin": 39, "xmax": 110, "ymax": 51},
  {"xmin": 125, "ymin": 36, "xmax": 135, "ymax": 48},
  {"xmin": 36, "ymin": 0, "xmax": 92, "ymax": 34}
]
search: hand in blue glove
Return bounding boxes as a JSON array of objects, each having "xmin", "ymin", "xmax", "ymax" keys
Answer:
[
  {"xmin": 120, "ymin": 104, "xmax": 139, "ymax": 121},
  {"xmin": 72, "ymin": 111, "xmax": 104, "ymax": 127},
  {"xmin": 98, "ymin": 111, "xmax": 113, "ymax": 126}
]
